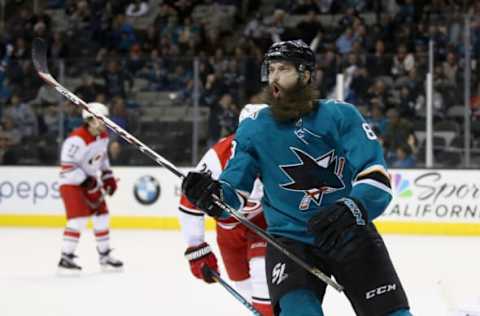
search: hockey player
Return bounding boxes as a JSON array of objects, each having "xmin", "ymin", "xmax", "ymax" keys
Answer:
[
  {"xmin": 181, "ymin": 40, "xmax": 412, "ymax": 316},
  {"xmin": 57, "ymin": 102, "xmax": 123, "ymax": 273},
  {"xmin": 179, "ymin": 104, "xmax": 273, "ymax": 316}
]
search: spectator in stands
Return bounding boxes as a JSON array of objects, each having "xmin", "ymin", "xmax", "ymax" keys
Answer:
[
  {"xmin": 62, "ymin": 101, "xmax": 83, "ymax": 134},
  {"xmin": 140, "ymin": 48, "xmax": 169, "ymax": 91},
  {"xmin": 50, "ymin": 31, "xmax": 69, "ymax": 61},
  {"xmin": 11, "ymin": 37, "xmax": 29, "ymax": 61},
  {"xmin": 318, "ymin": 45, "xmax": 340, "ymax": 94},
  {"xmin": 353, "ymin": 19, "xmax": 370, "ymax": 52},
  {"xmin": 336, "ymin": 27, "xmax": 355, "ymax": 55},
  {"xmin": 297, "ymin": 10, "xmax": 323, "ymax": 45},
  {"xmin": 201, "ymin": 73, "xmax": 227, "ymax": 108},
  {"xmin": 398, "ymin": 67, "xmax": 422, "ymax": 98},
  {"xmin": 244, "ymin": 12, "xmax": 269, "ymax": 48},
  {"xmin": 432, "ymin": 64, "xmax": 450, "ymax": 115},
  {"xmin": 349, "ymin": 66, "xmax": 371, "ymax": 105},
  {"xmin": 75, "ymin": 74, "xmax": 104, "ymax": 102},
  {"xmin": 0, "ymin": 76, "xmax": 12, "ymax": 105},
  {"xmin": 177, "ymin": 16, "xmax": 201, "ymax": 55},
  {"xmin": 266, "ymin": 9, "xmax": 288, "ymax": 43},
  {"xmin": 217, "ymin": 93, "xmax": 238, "ymax": 138},
  {"xmin": 391, "ymin": 44, "xmax": 415, "ymax": 79},
  {"xmin": 411, "ymin": 42, "xmax": 428, "ymax": 77},
  {"xmin": 394, "ymin": 85, "xmax": 415, "ymax": 118},
  {"xmin": 20, "ymin": 60, "xmax": 44, "ymax": 101},
  {"xmin": 0, "ymin": 130, "xmax": 18, "ymax": 165},
  {"xmin": 223, "ymin": 59, "xmax": 244, "ymax": 100},
  {"xmin": 109, "ymin": 97, "xmax": 129, "ymax": 141},
  {"xmin": 430, "ymin": 24, "xmax": 449, "ymax": 61},
  {"xmin": 101, "ymin": 60, "xmax": 133, "ymax": 99},
  {"xmin": 442, "ymin": 51, "xmax": 460, "ymax": 87},
  {"xmin": 413, "ymin": 22, "xmax": 430, "ymax": 50},
  {"xmin": 383, "ymin": 108, "xmax": 415, "ymax": 156},
  {"xmin": 32, "ymin": 84, "xmax": 58, "ymax": 106},
  {"xmin": 4, "ymin": 93, "xmax": 38, "ymax": 140},
  {"xmin": 202, "ymin": 73, "xmax": 228, "ymax": 145},
  {"xmin": 108, "ymin": 140, "xmax": 130, "ymax": 165},
  {"xmin": 154, "ymin": 3, "xmax": 176, "ymax": 31},
  {"xmin": 391, "ymin": 144, "xmax": 416, "ymax": 168},
  {"xmin": 42, "ymin": 104, "xmax": 61, "ymax": 137},
  {"xmin": 393, "ymin": 0, "xmax": 416, "ymax": 25},
  {"xmin": 168, "ymin": 64, "xmax": 191, "ymax": 92},
  {"xmin": 162, "ymin": 15, "xmax": 181, "ymax": 45},
  {"xmin": 366, "ymin": 79, "xmax": 392, "ymax": 110},
  {"xmin": 110, "ymin": 14, "xmax": 137, "ymax": 53},
  {"xmin": 366, "ymin": 40, "xmax": 392, "ymax": 78},
  {"xmin": 125, "ymin": 43, "xmax": 146, "ymax": 76},
  {"xmin": 0, "ymin": 115, "xmax": 21, "ymax": 146},
  {"xmin": 366, "ymin": 102, "xmax": 388, "ymax": 136},
  {"xmin": 7, "ymin": 7, "xmax": 35, "ymax": 40},
  {"xmin": 139, "ymin": 25, "xmax": 160, "ymax": 54},
  {"xmin": 66, "ymin": 0, "xmax": 91, "ymax": 37}
]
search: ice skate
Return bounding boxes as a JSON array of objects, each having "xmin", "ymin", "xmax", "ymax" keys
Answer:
[
  {"xmin": 98, "ymin": 248, "xmax": 124, "ymax": 272},
  {"xmin": 57, "ymin": 252, "xmax": 82, "ymax": 275}
]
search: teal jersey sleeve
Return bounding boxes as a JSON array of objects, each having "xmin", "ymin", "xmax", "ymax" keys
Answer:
[
  {"xmin": 332, "ymin": 101, "xmax": 392, "ymax": 220},
  {"xmin": 218, "ymin": 117, "xmax": 261, "ymax": 211}
]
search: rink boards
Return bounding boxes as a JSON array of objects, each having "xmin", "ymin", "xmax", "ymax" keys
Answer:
[{"xmin": 0, "ymin": 167, "xmax": 479, "ymax": 235}]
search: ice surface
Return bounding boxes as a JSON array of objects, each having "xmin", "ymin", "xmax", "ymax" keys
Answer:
[{"xmin": 0, "ymin": 228, "xmax": 479, "ymax": 316}]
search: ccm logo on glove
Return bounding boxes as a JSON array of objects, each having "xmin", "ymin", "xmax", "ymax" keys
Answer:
[{"xmin": 365, "ymin": 283, "xmax": 397, "ymax": 300}]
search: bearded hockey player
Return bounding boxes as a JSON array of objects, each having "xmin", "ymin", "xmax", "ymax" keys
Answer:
[{"xmin": 181, "ymin": 40, "xmax": 412, "ymax": 316}]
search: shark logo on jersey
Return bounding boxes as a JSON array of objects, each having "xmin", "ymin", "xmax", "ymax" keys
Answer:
[{"xmin": 279, "ymin": 148, "xmax": 345, "ymax": 210}]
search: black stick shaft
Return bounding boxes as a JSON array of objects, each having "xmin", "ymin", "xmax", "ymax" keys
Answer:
[{"xmin": 203, "ymin": 266, "xmax": 261, "ymax": 316}]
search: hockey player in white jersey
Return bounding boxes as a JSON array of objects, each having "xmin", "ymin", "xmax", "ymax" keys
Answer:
[
  {"xmin": 179, "ymin": 104, "xmax": 273, "ymax": 315},
  {"xmin": 57, "ymin": 102, "xmax": 123, "ymax": 273}
]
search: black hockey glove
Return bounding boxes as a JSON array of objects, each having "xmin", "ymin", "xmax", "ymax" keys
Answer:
[
  {"xmin": 181, "ymin": 171, "xmax": 224, "ymax": 218},
  {"xmin": 308, "ymin": 197, "xmax": 368, "ymax": 256}
]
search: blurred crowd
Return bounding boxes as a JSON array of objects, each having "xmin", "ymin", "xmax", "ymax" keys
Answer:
[{"xmin": 1, "ymin": 0, "xmax": 480, "ymax": 167}]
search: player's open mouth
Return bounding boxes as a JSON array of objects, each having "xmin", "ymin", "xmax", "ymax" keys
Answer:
[{"xmin": 272, "ymin": 84, "xmax": 281, "ymax": 98}]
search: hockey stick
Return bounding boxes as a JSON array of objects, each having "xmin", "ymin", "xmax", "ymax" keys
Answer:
[
  {"xmin": 32, "ymin": 38, "xmax": 343, "ymax": 292},
  {"xmin": 202, "ymin": 266, "xmax": 261, "ymax": 316}
]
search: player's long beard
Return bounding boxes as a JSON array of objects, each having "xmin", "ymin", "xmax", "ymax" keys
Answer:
[{"xmin": 260, "ymin": 82, "xmax": 319, "ymax": 122}]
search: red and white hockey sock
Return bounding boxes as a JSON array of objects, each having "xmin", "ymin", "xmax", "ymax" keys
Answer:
[
  {"xmin": 252, "ymin": 299, "xmax": 273, "ymax": 316},
  {"xmin": 93, "ymin": 214, "xmax": 110, "ymax": 253},
  {"xmin": 61, "ymin": 217, "xmax": 88, "ymax": 254},
  {"xmin": 250, "ymin": 257, "xmax": 273, "ymax": 316},
  {"xmin": 61, "ymin": 227, "xmax": 80, "ymax": 254},
  {"xmin": 95, "ymin": 229, "xmax": 110, "ymax": 253}
]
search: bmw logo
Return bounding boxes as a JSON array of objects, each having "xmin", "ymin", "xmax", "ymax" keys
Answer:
[{"xmin": 133, "ymin": 175, "xmax": 161, "ymax": 205}]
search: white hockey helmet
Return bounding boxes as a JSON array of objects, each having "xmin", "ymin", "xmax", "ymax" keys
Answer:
[
  {"xmin": 238, "ymin": 103, "xmax": 268, "ymax": 123},
  {"xmin": 82, "ymin": 102, "xmax": 109, "ymax": 120}
]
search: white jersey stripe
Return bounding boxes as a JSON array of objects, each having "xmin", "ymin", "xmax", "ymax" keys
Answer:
[{"xmin": 353, "ymin": 178, "xmax": 392, "ymax": 195}]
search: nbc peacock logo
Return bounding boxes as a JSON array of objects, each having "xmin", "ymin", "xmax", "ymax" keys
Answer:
[{"xmin": 393, "ymin": 173, "xmax": 413, "ymax": 198}]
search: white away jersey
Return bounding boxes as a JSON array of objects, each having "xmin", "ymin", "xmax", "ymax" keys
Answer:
[
  {"xmin": 178, "ymin": 134, "xmax": 263, "ymax": 246},
  {"xmin": 59, "ymin": 126, "xmax": 110, "ymax": 186}
]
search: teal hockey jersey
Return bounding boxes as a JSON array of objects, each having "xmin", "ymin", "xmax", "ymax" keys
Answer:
[{"xmin": 219, "ymin": 99, "xmax": 392, "ymax": 245}]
